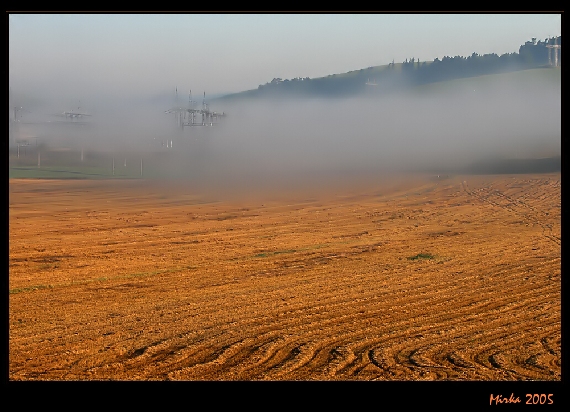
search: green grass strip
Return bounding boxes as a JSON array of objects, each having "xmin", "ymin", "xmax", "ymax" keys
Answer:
[{"xmin": 407, "ymin": 253, "xmax": 436, "ymax": 261}]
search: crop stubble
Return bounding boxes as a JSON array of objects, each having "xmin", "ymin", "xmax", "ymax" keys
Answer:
[{"xmin": 9, "ymin": 173, "xmax": 561, "ymax": 380}]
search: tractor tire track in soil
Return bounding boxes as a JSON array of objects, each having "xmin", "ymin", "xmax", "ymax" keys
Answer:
[
  {"xmin": 9, "ymin": 173, "xmax": 560, "ymax": 380},
  {"xmin": 462, "ymin": 177, "xmax": 560, "ymax": 245}
]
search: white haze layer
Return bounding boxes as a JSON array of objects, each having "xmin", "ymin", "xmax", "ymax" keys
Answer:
[{"xmin": 10, "ymin": 70, "xmax": 560, "ymax": 199}]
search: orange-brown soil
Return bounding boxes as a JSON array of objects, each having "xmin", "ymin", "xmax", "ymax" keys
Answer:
[{"xmin": 9, "ymin": 173, "xmax": 561, "ymax": 380}]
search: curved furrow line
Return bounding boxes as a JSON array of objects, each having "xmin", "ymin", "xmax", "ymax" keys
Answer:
[
  {"xmin": 312, "ymin": 328, "xmax": 470, "ymax": 378},
  {"xmin": 367, "ymin": 346, "xmax": 396, "ymax": 376},
  {"xmin": 478, "ymin": 344, "xmax": 558, "ymax": 381},
  {"xmin": 342, "ymin": 331, "xmax": 486, "ymax": 379},
  {"xmin": 172, "ymin": 312, "xmax": 370, "ymax": 379},
  {"xmin": 296, "ymin": 342, "xmax": 365, "ymax": 379},
  {"xmin": 174, "ymin": 335, "xmax": 315, "ymax": 380},
  {"xmin": 324, "ymin": 302, "xmax": 559, "ymax": 380},
  {"xmin": 328, "ymin": 334, "xmax": 448, "ymax": 376},
  {"xmin": 407, "ymin": 344, "xmax": 449, "ymax": 371},
  {"xmin": 367, "ymin": 346, "xmax": 411, "ymax": 380},
  {"xmin": 229, "ymin": 330, "xmax": 369, "ymax": 380},
  {"xmin": 253, "ymin": 341, "xmax": 325, "ymax": 380},
  {"xmin": 141, "ymin": 340, "xmax": 233, "ymax": 379},
  {"xmin": 427, "ymin": 330, "xmax": 560, "ymax": 380},
  {"xmin": 26, "ymin": 267, "xmax": 559, "ymax": 379},
  {"xmin": 218, "ymin": 335, "xmax": 302, "ymax": 380},
  {"xmin": 507, "ymin": 343, "xmax": 560, "ymax": 380},
  {"xmin": 231, "ymin": 329, "xmax": 365, "ymax": 379},
  {"xmin": 84, "ymin": 324, "xmax": 238, "ymax": 377},
  {"xmin": 129, "ymin": 332, "xmax": 256, "ymax": 378},
  {"xmin": 227, "ymin": 292, "xmax": 493, "ymax": 363},
  {"xmin": 461, "ymin": 327, "xmax": 560, "ymax": 380},
  {"xmin": 220, "ymin": 316, "xmax": 434, "ymax": 378},
  {"xmin": 76, "ymin": 340, "xmax": 188, "ymax": 379},
  {"xmin": 321, "ymin": 344, "xmax": 360, "ymax": 378},
  {"xmin": 171, "ymin": 324, "xmax": 362, "ymax": 380},
  {"xmin": 11, "ymin": 264, "xmax": 556, "ymax": 380},
  {"xmin": 264, "ymin": 324, "xmax": 436, "ymax": 380},
  {"xmin": 376, "ymin": 330, "xmax": 544, "ymax": 380},
  {"xmin": 445, "ymin": 350, "xmax": 478, "ymax": 370},
  {"xmin": 84, "ymin": 341, "xmax": 212, "ymax": 379},
  {"xmin": 486, "ymin": 350, "xmax": 527, "ymax": 379},
  {"xmin": 144, "ymin": 300, "xmax": 384, "ymax": 369},
  {"xmin": 540, "ymin": 335, "xmax": 560, "ymax": 357},
  {"xmin": 336, "ymin": 343, "xmax": 407, "ymax": 379},
  {"xmin": 364, "ymin": 292, "xmax": 559, "ymax": 364},
  {"xmin": 14, "ymin": 286, "xmax": 560, "ymax": 380},
  {"xmin": 378, "ymin": 346, "xmax": 447, "ymax": 380},
  {"xmin": 368, "ymin": 344, "xmax": 464, "ymax": 380},
  {"xmin": 153, "ymin": 336, "xmax": 272, "ymax": 380},
  {"xmin": 523, "ymin": 352, "xmax": 560, "ymax": 379},
  {"xmin": 334, "ymin": 346, "xmax": 384, "ymax": 379}
]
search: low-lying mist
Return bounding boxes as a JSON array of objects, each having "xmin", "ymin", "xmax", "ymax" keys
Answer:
[{"xmin": 12, "ymin": 74, "xmax": 560, "ymax": 200}]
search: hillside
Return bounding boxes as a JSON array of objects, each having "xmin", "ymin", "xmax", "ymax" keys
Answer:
[{"xmin": 216, "ymin": 36, "xmax": 561, "ymax": 102}]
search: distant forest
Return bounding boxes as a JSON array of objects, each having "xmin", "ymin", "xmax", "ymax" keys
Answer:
[{"xmin": 228, "ymin": 36, "xmax": 561, "ymax": 99}]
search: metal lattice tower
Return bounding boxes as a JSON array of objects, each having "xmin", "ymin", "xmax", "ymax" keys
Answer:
[{"xmin": 546, "ymin": 37, "xmax": 561, "ymax": 67}]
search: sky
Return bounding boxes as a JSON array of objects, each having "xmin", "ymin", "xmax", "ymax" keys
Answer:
[{"xmin": 8, "ymin": 13, "xmax": 561, "ymax": 100}]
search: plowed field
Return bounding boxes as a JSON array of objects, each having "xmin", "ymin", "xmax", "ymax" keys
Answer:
[{"xmin": 9, "ymin": 173, "xmax": 561, "ymax": 380}]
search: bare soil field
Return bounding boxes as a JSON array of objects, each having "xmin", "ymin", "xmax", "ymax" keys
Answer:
[{"xmin": 9, "ymin": 172, "xmax": 561, "ymax": 380}]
